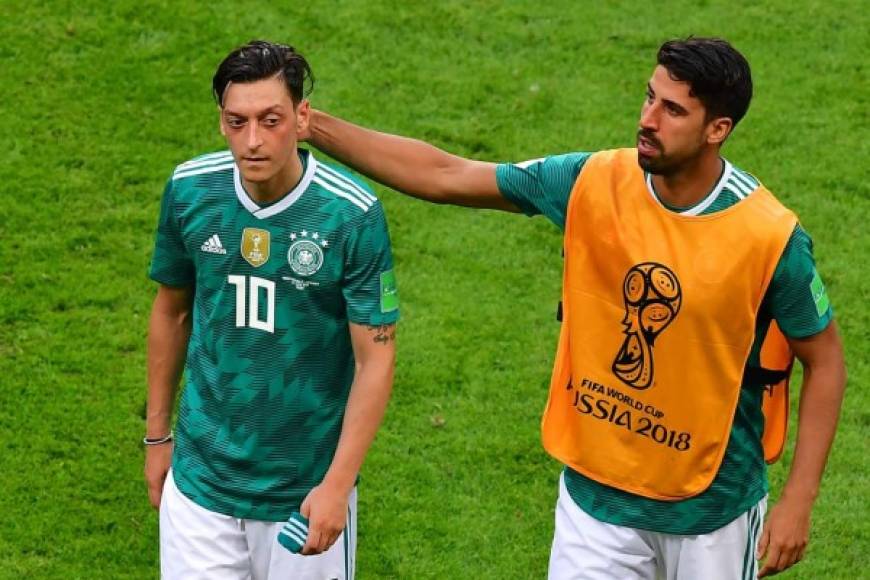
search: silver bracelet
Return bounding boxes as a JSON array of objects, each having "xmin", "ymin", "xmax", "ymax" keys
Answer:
[{"xmin": 143, "ymin": 431, "xmax": 173, "ymax": 446}]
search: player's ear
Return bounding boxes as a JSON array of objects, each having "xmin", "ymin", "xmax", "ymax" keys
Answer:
[
  {"xmin": 707, "ymin": 117, "xmax": 732, "ymax": 146},
  {"xmin": 295, "ymin": 99, "xmax": 311, "ymax": 135}
]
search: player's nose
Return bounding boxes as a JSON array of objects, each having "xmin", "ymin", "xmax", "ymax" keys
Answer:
[
  {"xmin": 639, "ymin": 102, "xmax": 658, "ymax": 131},
  {"xmin": 246, "ymin": 124, "xmax": 263, "ymax": 149}
]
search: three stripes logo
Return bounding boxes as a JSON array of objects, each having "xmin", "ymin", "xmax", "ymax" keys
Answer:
[
  {"xmin": 277, "ymin": 512, "xmax": 309, "ymax": 554},
  {"xmin": 200, "ymin": 234, "xmax": 227, "ymax": 255},
  {"xmin": 312, "ymin": 164, "xmax": 376, "ymax": 212},
  {"xmin": 173, "ymin": 151, "xmax": 234, "ymax": 181}
]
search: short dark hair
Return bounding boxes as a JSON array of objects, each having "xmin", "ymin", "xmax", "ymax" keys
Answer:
[
  {"xmin": 657, "ymin": 37, "xmax": 752, "ymax": 129},
  {"xmin": 213, "ymin": 40, "xmax": 314, "ymax": 106}
]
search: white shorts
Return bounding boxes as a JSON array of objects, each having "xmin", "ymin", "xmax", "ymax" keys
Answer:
[
  {"xmin": 549, "ymin": 473, "xmax": 766, "ymax": 580},
  {"xmin": 160, "ymin": 471, "xmax": 357, "ymax": 580}
]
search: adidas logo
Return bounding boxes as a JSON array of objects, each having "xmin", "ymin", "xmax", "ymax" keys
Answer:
[{"xmin": 201, "ymin": 234, "xmax": 227, "ymax": 255}]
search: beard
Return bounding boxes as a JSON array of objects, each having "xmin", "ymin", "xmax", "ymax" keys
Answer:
[
  {"xmin": 638, "ymin": 153, "xmax": 677, "ymax": 175},
  {"xmin": 636, "ymin": 130, "xmax": 710, "ymax": 176},
  {"xmin": 636, "ymin": 130, "xmax": 674, "ymax": 175}
]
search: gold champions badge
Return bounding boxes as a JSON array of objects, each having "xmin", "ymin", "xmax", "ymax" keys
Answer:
[{"xmin": 241, "ymin": 228, "xmax": 270, "ymax": 267}]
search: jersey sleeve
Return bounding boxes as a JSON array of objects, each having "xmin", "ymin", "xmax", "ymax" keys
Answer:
[
  {"xmin": 495, "ymin": 152, "xmax": 592, "ymax": 230},
  {"xmin": 149, "ymin": 179, "xmax": 195, "ymax": 287},
  {"xmin": 764, "ymin": 225, "xmax": 833, "ymax": 338},
  {"xmin": 342, "ymin": 202, "xmax": 400, "ymax": 326}
]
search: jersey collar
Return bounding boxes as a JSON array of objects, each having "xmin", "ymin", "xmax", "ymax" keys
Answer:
[
  {"xmin": 233, "ymin": 150, "xmax": 318, "ymax": 219},
  {"xmin": 644, "ymin": 158, "xmax": 732, "ymax": 216}
]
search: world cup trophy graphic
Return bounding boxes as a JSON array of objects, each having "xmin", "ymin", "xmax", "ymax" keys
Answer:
[
  {"xmin": 248, "ymin": 233, "xmax": 263, "ymax": 263},
  {"xmin": 612, "ymin": 262, "xmax": 682, "ymax": 389}
]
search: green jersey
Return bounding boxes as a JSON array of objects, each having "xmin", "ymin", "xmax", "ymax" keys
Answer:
[
  {"xmin": 497, "ymin": 153, "xmax": 833, "ymax": 534},
  {"xmin": 150, "ymin": 149, "xmax": 399, "ymax": 521}
]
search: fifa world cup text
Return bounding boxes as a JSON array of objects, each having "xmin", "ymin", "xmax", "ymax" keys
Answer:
[{"xmin": 571, "ymin": 378, "xmax": 692, "ymax": 452}]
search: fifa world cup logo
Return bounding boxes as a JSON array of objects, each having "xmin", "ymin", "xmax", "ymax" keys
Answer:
[{"xmin": 612, "ymin": 262, "xmax": 682, "ymax": 389}]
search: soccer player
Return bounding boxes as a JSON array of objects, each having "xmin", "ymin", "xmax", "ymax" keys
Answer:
[
  {"xmin": 145, "ymin": 40, "xmax": 399, "ymax": 579},
  {"xmin": 303, "ymin": 38, "xmax": 846, "ymax": 579}
]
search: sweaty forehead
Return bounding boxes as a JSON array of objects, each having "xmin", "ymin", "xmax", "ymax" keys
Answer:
[{"xmin": 222, "ymin": 77, "xmax": 294, "ymax": 113}]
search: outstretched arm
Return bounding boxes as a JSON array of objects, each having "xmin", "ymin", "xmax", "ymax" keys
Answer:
[
  {"xmin": 757, "ymin": 321, "xmax": 846, "ymax": 577},
  {"xmin": 307, "ymin": 110, "xmax": 520, "ymax": 211}
]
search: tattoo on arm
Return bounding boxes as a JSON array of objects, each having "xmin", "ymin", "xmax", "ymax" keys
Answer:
[{"xmin": 367, "ymin": 324, "xmax": 396, "ymax": 344}]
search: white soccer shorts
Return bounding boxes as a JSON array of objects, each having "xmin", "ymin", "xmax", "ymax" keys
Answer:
[
  {"xmin": 549, "ymin": 473, "xmax": 766, "ymax": 580},
  {"xmin": 160, "ymin": 471, "xmax": 357, "ymax": 580}
]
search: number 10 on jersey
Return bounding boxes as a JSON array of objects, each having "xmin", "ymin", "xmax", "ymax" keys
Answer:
[{"xmin": 228, "ymin": 275, "xmax": 275, "ymax": 333}]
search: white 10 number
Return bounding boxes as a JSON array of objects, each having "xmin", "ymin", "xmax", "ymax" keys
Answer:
[{"xmin": 227, "ymin": 275, "xmax": 275, "ymax": 334}]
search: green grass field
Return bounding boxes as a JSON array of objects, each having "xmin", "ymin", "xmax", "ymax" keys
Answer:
[{"xmin": 0, "ymin": 1, "xmax": 867, "ymax": 577}]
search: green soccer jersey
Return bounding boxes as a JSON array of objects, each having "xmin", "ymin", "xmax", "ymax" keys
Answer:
[
  {"xmin": 497, "ymin": 153, "xmax": 833, "ymax": 534},
  {"xmin": 150, "ymin": 149, "xmax": 399, "ymax": 521}
]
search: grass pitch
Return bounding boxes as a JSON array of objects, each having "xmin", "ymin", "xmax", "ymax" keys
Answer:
[{"xmin": 0, "ymin": 1, "xmax": 867, "ymax": 577}]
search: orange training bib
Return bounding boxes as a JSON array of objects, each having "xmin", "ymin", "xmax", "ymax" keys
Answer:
[{"xmin": 541, "ymin": 149, "xmax": 796, "ymax": 500}]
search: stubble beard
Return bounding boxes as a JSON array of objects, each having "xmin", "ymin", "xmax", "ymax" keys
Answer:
[
  {"xmin": 637, "ymin": 149, "xmax": 673, "ymax": 176},
  {"xmin": 636, "ymin": 130, "xmax": 671, "ymax": 175}
]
